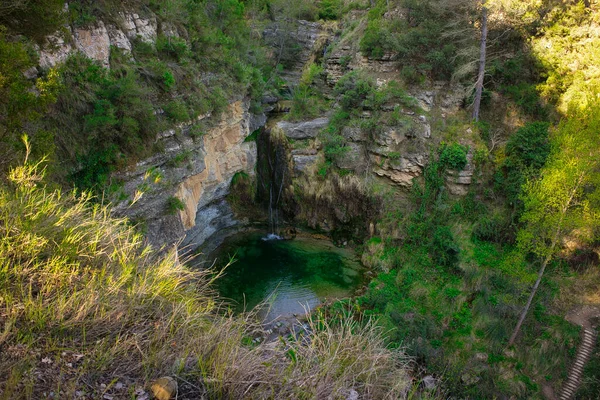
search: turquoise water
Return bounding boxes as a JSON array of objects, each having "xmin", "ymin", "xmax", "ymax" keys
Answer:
[{"xmin": 211, "ymin": 233, "xmax": 363, "ymax": 320}]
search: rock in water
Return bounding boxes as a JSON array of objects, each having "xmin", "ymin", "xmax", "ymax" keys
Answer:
[{"xmin": 151, "ymin": 377, "xmax": 177, "ymax": 400}]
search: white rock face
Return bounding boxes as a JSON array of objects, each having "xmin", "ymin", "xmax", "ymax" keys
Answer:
[
  {"xmin": 38, "ymin": 32, "xmax": 73, "ymax": 69},
  {"xmin": 74, "ymin": 21, "xmax": 111, "ymax": 68},
  {"xmin": 121, "ymin": 12, "xmax": 158, "ymax": 43},
  {"xmin": 107, "ymin": 25, "xmax": 132, "ymax": 53},
  {"xmin": 38, "ymin": 22, "xmax": 133, "ymax": 69}
]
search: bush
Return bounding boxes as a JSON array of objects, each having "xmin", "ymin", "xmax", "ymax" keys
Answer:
[
  {"xmin": 334, "ymin": 71, "xmax": 377, "ymax": 112},
  {"xmin": 318, "ymin": 0, "xmax": 342, "ymax": 20},
  {"xmin": 439, "ymin": 142, "xmax": 468, "ymax": 170},
  {"xmin": 472, "ymin": 213, "xmax": 515, "ymax": 244},
  {"xmin": 166, "ymin": 196, "xmax": 186, "ymax": 214},
  {"xmin": 496, "ymin": 122, "xmax": 550, "ymax": 209},
  {"xmin": 164, "ymin": 99, "xmax": 190, "ymax": 122}
]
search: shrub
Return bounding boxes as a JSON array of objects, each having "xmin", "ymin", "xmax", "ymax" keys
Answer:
[
  {"xmin": 164, "ymin": 99, "xmax": 190, "ymax": 122},
  {"xmin": 166, "ymin": 196, "xmax": 185, "ymax": 214},
  {"xmin": 334, "ymin": 71, "xmax": 377, "ymax": 112},
  {"xmin": 439, "ymin": 142, "xmax": 468, "ymax": 170},
  {"xmin": 496, "ymin": 122, "xmax": 550, "ymax": 209},
  {"xmin": 318, "ymin": 0, "xmax": 342, "ymax": 20}
]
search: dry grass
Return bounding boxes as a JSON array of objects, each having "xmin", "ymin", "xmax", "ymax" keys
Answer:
[{"xmin": 0, "ymin": 155, "xmax": 411, "ymax": 399}]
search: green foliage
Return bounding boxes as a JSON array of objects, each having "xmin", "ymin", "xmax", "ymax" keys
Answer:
[
  {"xmin": 166, "ymin": 196, "xmax": 186, "ymax": 214},
  {"xmin": 318, "ymin": 0, "xmax": 342, "ymax": 20},
  {"xmin": 0, "ymin": 29, "xmax": 61, "ymax": 170},
  {"xmin": 359, "ymin": 0, "xmax": 468, "ymax": 80},
  {"xmin": 334, "ymin": 71, "xmax": 378, "ymax": 112},
  {"xmin": 439, "ymin": 142, "xmax": 468, "ymax": 170},
  {"xmin": 495, "ymin": 122, "xmax": 550, "ymax": 210},
  {"xmin": 70, "ymin": 145, "xmax": 119, "ymax": 193},
  {"xmin": 164, "ymin": 99, "xmax": 190, "ymax": 122},
  {"xmin": 0, "ymin": 0, "xmax": 66, "ymax": 40}
]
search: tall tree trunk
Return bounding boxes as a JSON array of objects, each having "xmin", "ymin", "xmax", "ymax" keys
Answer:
[
  {"xmin": 507, "ymin": 256, "xmax": 550, "ymax": 346},
  {"xmin": 507, "ymin": 172, "xmax": 585, "ymax": 346},
  {"xmin": 472, "ymin": 1, "xmax": 488, "ymax": 122}
]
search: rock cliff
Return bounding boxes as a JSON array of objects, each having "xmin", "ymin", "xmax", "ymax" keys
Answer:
[{"xmin": 111, "ymin": 101, "xmax": 260, "ymax": 252}]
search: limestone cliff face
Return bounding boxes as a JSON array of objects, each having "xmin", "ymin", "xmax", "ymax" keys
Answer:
[
  {"xmin": 34, "ymin": 11, "xmax": 264, "ymax": 253},
  {"xmin": 111, "ymin": 101, "xmax": 259, "ymax": 252},
  {"xmin": 38, "ymin": 12, "xmax": 159, "ymax": 69}
]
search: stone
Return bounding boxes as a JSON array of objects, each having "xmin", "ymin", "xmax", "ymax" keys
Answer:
[
  {"xmin": 150, "ymin": 377, "xmax": 177, "ymax": 400},
  {"xmin": 346, "ymin": 389, "xmax": 359, "ymax": 400},
  {"xmin": 342, "ymin": 126, "xmax": 367, "ymax": 142},
  {"xmin": 335, "ymin": 142, "xmax": 366, "ymax": 172},
  {"xmin": 38, "ymin": 32, "xmax": 73, "ymax": 69},
  {"xmin": 74, "ymin": 21, "xmax": 111, "ymax": 68},
  {"xmin": 111, "ymin": 101, "xmax": 260, "ymax": 252},
  {"xmin": 293, "ymin": 155, "xmax": 319, "ymax": 174},
  {"xmin": 445, "ymin": 150, "xmax": 474, "ymax": 196},
  {"xmin": 107, "ymin": 25, "xmax": 132, "ymax": 53},
  {"xmin": 416, "ymin": 91, "xmax": 435, "ymax": 111},
  {"xmin": 422, "ymin": 375, "xmax": 436, "ymax": 390},
  {"xmin": 23, "ymin": 67, "xmax": 38, "ymax": 79},
  {"xmin": 277, "ymin": 117, "xmax": 329, "ymax": 139},
  {"xmin": 121, "ymin": 12, "xmax": 157, "ymax": 43}
]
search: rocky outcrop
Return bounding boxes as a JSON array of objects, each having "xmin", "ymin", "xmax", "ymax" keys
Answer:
[
  {"xmin": 73, "ymin": 21, "xmax": 111, "ymax": 68},
  {"xmin": 37, "ymin": 11, "xmax": 162, "ymax": 69},
  {"xmin": 121, "ymin": 12, "xmax": 158, "ymax": 43},
  {"xmin": 112, "ymin": 101, "xmax": 259, "ymax": 252},
  {"xmin": 446, "ymin": 150, "xmax": 475, "ymax": 196},
  {"xmin": 38, "ymin": 32, "xmax": 74, "ymax": 69},
  {"xmin": 264, "ymin": 20, "xmax": 327, "ymax": 86},
  {"xmin": 277, "ymin": 117, "xmax": 329, "ymax": 139}
]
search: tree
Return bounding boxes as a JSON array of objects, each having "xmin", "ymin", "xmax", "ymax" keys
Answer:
[
  {"xmin": 507, "ymin": 103, "xmax": 600, "ymax": 346},
  {"xmin": 472, "ymin": 0, "xmax": 488, "ymax": 121}
]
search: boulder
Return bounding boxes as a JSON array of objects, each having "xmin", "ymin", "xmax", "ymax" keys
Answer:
[{"xmin": 277, "ymin": 117, "xmax": 329, "ymax": 139}]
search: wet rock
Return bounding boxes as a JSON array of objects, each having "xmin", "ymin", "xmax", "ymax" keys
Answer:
[
  {"xmin": 151, "ymin": 377, "xmax": 177, "ymax": 400},
  {"xmin": 277, "ymin": 117, "xmax": 329, "ymax": 139}
]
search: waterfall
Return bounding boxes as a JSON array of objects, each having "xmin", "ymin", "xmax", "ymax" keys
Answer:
[{"xmin": 256, "ymin": 126, "xmax": 291, "ymax": 240}]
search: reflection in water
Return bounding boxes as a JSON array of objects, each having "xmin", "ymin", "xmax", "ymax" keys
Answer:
[{"xmin": 208, "ymin": 233, "xmax": 362, "ymax": 320}]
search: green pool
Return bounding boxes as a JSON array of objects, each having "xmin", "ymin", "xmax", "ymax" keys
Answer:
[{"xmin": 208, "ymin": 233, "xmax": 363, "ymax": 320}]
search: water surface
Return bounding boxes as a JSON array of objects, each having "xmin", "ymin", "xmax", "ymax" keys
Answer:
[{"xmin": 209, "ymin": 233, "xmax": 362, "ymax": 320}]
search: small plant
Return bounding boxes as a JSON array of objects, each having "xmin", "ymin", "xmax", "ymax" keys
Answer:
[
  {"xmin": 166, "ymin": 196, "xmax": 185, "ymax": 214},
  {"xmin": 164, "ymin": 100, "xmax": 190, "ymax": 122},
  {"xmin": 439, "ymin": 142, "xmax": 468, "ymax": 170},
  {"xmin": 167, "ymin": 150, "xmax": 192, "ymax": 167},
  {"xmin": 339, "ymin": 54, "xmax": 352, "ymax": 70}
]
